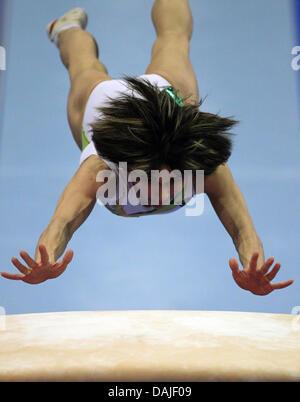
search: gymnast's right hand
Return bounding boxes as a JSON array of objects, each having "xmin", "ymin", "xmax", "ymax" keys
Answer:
[{"xmin": 1, "ymin": 244, "xmax": 74, "ymax": 284}]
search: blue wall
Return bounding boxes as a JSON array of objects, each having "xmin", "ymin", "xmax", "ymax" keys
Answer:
[
  {"xmin": 0, "ymin": 0, "xmax": 299, "ymax": 315},
  {"xmin": 295, "ymin": 0, "xmax": 300, "ymax": 98},
  {"xmin": 0, "ymin": 0, "xmax": 8, "ymax": 147},
  {"xmin": 295, "ymin": 0, "xmax": 300, "ymax": 41}
]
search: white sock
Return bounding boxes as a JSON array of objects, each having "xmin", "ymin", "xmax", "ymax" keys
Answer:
[{"xmin": 53, "ymin": 24, "xmax": 82, "ymax": 47}]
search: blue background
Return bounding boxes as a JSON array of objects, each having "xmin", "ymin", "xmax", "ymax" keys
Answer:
[{"xmin": 0, "ymin": 0, "xmax": 299, "ymax": 315}]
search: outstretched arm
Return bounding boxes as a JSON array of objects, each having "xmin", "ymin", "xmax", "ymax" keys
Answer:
[
  {"xmin": 1, "ymin": 155, "xmax": 109, "ymax": 284},
  {"xmin": 204, "ymin": 163, "xmax": 294, "ymax": 295}
]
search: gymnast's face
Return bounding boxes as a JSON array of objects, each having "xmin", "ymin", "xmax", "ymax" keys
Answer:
[{"xmin": 141, "ymin": 164, "xmax": 183, "ymax": 209}]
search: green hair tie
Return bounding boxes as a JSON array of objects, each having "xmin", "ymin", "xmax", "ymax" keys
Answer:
[{"xmin": 163, "ymin": 87, "xmax": 184, "ymax": 107}]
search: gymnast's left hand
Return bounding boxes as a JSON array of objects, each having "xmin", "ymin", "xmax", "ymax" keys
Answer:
[{"xmin": 229, "ymin": 252, "xmax": 294, "ymax": 295}]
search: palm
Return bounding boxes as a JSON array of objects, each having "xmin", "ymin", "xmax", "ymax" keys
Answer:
[
  {"xmin": 1, "ymin": 245, "xmax": 73, "ymax": 284},
  {"xmin": 229, "ymin": 252, "xmax": 294, "ymax": 295}
]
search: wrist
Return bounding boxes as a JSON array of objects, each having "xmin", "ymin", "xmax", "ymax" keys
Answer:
[
  {"xmin": 234, "ymin": 230, "xmax": 264, "ymax": 269},
  {"xmin": 233, "ymin": 227, "xmax": 260, "ymax": 246},
  {"xmin": 35, "ymin": 219, "xmax": 70, "ymax": 262}
]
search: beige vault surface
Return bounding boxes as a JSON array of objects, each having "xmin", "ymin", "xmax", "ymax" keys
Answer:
[{"xmin": 0, "ymin": 310, "xmax": 299, "ymax": 381}]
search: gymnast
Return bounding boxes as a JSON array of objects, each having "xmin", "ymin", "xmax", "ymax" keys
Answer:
[{"xmin": 1, "ymin": 0, "xmax": 294, "ymax": 295}]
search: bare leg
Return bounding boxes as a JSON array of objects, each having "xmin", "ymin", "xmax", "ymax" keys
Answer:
[
  {"xmin": 146, "ymin": 0, "xmax": 199, "ymax": 104},
  {"xmin": 151, "ymin": 0, "xmax": 194, "ymax": 39},
  {"xmin": 56, "ymin": 28, "xmax": 111, "ymax": 149},
  {"xmin": 57, "ymin": 27, "xmax": 108, "ymax": 81}
]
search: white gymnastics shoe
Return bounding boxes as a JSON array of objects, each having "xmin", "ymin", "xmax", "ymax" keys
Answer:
[{"xmin": 46, "ymin": 8, "xmax": 88, "ymax": 45}]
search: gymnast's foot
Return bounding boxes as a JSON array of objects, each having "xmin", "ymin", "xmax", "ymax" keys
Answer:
[{"xmin": 46, "ymin": 7, "xmax": 88, "ymax": 45}]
